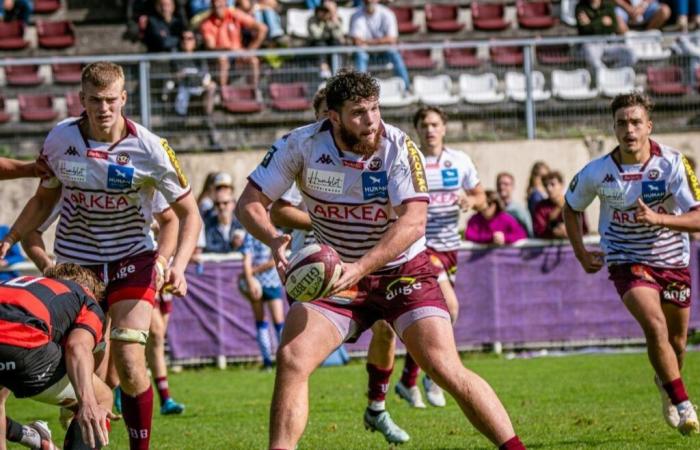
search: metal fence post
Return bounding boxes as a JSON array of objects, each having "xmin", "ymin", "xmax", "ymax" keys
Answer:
[
  {"xmin": 330, "ymin": 52, "xmax": 341, "ymax": 76},
  {"xmin": 139, "ymin": 60, "xmax": 151, "ymax": 129},
  {"xmin": 523, "ymin": 44, "xmax": 535, "ymax": 140}
]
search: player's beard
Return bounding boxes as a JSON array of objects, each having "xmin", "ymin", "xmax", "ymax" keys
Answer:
[{"xmin": 338, "ymin": 122, "xmax": 381, "ymax": 157}]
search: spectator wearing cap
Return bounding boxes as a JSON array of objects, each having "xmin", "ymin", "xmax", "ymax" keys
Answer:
[
  {"xmin": 496, "ymin": 172, "xmax": 533, "ymax": 237},
  {"xmin": 200, "ymin": 187, "xmax": 246, "ymax": 253}
]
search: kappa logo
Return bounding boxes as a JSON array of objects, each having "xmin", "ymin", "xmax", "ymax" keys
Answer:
[
  {"xmin": 315, "ymin": 154, "xmax": 335, "ymax": 165},
  {"xmin": 602, "ymin": 174, "xmax": 615, "ymax": 183},
  {"xmin": 64, "ymin": 146, "xmax": 79, "ymax": 157}
]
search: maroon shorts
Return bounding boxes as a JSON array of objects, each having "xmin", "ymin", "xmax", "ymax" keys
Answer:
[
  {"xmin": 303, "ymin": 251, "xmax": 450, "ymax": 342},
  {"xmin": 608, "ymin": 263, "xmax": 692, "ymax": 308},
  {"xmin": 425, "ymin": 247, "xmax": 458, "ymax": 284},
  {"xmin": 85, "ymin": 251, "xmax": 159, "ymax": 309},
  {"xmin": 156, "ymin": 291, "xmax": 173, "ymax": 315}
]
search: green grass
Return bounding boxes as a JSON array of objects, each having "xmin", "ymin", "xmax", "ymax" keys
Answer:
[{"xmin": 6, "ymin": 351, "xmax": 700, "ymax": 449}]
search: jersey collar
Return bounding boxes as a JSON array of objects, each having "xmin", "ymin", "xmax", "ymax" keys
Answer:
[
  {"xmin": 76, "ymin": 113, "xmax": 137, "ymax": 152},
  {"xmin": 609, "ymin": 139, "xmax": 660, "ymax": 173}
]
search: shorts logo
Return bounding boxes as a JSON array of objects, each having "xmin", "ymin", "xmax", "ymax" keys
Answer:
[
  {"xmin": 161, "ymin": 139, "xmax": 188, "ymax": 188},
  {"xmin": 641, "ymin": 180, "xmax": 666, "ymax": 203},
  {"xmin": 116, "ymin": 152, "xmax": 130, "ymax": 165},
  {"xmin": 663, "ymin": 282, "xmax": 690, "ymax": 303},
  {"xmin": 261, "ymin": 145, "xmax": 277, "ymax": 168},
  {"xmin": 441, "ymin": 168, "xmax": 459, "ymax": 188},
  {"xmin": 602, "ymin": 174, "xmax": 615, "ymax": 183},
  {"xmin": 569, "ymin": 174, "xmax": 579, "ymax": 193},
  {"xmin": 647, "ymin": 169, "xmax": 660, "ymax": 180},
  {"xmin": 385, "ymin": 276, "xmax": 422, "ymax": 301},
  {"xmin": 107, "ymin": 164, "xmax": 134, "ymax": 189},
  {"xmin": 64, "ymin": 146, "xmax": 79, "ymax": 157},
  {"xmin": 306, "ymin": 169, "xmax": 344, "ymax": 194},
  {"xmin": 315, "ymin": 154, "xmax": 334, "ymax": 165},
  {"xmin": 631, "ymin": 265, "xmax": 655, "ymax": 282},
  {"xmin": 0, "ymin": 361, "xmax": 16, "ymax": 371},
  {"xmin": 682, "ymin": 155, "xmax": 700, "ymax": 201},
  {"xmin": 362, "ymin": 171, "xmax": 388, "ymax": 199},
  {"xmin": 114, "ymin": 264, "xmax": 136, "ymax": 280},
  {"xmin": 86, "ymin": 149, "xmax": 108, "ymax": 160},
  {"xmin": 406, "ymin": 138, "xmax": 428, "ymax": 193},
  {"xmin": 368, "ymin": 158, "xmax": 382, "ymax": 171},
  {"xmin": 57, "ymin": 160, "xmax": 87, "ymax": 183}
]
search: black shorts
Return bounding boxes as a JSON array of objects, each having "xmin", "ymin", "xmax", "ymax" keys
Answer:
[{"xmin": 0, "ymin": 343, "xmax": 66, "ymax": 398}]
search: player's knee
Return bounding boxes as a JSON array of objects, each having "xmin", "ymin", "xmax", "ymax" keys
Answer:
[
  {"xmin": 276, "ymin": 342, "xmax": 314, "ymax": 377},
  {"xmin": 669, "ymin": 334, "xmax": 687, "ymax": 356},
  {"xmin": 371, "ymin": 321, "xmax": 395, "ymax": 344}
]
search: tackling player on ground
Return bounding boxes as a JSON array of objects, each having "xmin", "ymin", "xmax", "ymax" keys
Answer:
[{"xmin": 564, "ymin": 92, "xmax": 700, "ymax": 435}]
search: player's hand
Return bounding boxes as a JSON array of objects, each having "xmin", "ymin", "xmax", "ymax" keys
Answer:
[
  {"xmin": 576, "ymin": 250, "xmax": 605, "ymax": 273},
  {"xmin": 270, "ymin": 234, "xmax": 292, "ymax": 282},
  {"xmin": 164, "ymin": 265, "xmax": 188, "ymax": 297},
  {"xmin": 492, "ymin": 231, "xmax": 506, "ymax": 246},
  {"xmin": 457, "ymin": 192, "xmax": 473, "ymax": 212},
  {"xmin": 154, "ymin": 255, "xmax": 168, "ymax": 292},
  {"xmin": 75, "ymin": 402, "xmax": 119, "ymax": 448},
  {"xmin": 328, "ymin": 262, "xmax": 363, "ymax": 296},
  {"xmin": 635, "ymin": 198, "xmax": 661, "ymax": 226},
  {"xmin": 0, "ymin": 240, "xmax": 11, "ymax": 260}
]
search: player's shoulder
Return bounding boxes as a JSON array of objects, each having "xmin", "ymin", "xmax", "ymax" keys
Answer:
[
  {"xmin": 654, "ymin": 141, "xmax": 683, "ymax": 164},
  {"xmin": 128, "ymin": 119, "xmax": 166, "ymax": 152},
  {"xmin": 282, "ymin": 120, "xmax": 326, "ymax": 148},
  {"xmin": 443, "ymin": 147, "xmax": 474, "ymax": 166},
  {"xmin": 582, "ymin": 150, "xmax": 615, "ymax": 174},
  {"xmin": 44, "ymin": 117, "xmax": 82, "ymax": 150}
]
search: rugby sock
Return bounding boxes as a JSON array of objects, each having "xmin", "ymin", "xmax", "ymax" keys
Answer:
[
  {"xmin": 5, "ymin": 417, "xmax": 41, "ymax": 447},
  {"xmin": 5, "ymin": 417, "xmax": 24, "ymax": 442},
  {"xmin": 499, "ymin": 435, "xmax": 526, "ymax": 450},
  {"xmin": 366, "ymin": 363, "xmax": 393, "ymax": 406},
  {"xmin": 400, "ymin": 353, "xmax": 420, "ymax": 388},
  {"xmin": 663, "ymin": 378, "xmax": 690, "ymax": 405},
  {"xmin": 121, "ymin": 386, "xmax": 154, "ymax": 450},
  {"xmin": 64, "ymin": 418, "xmax": 100, "ymax": 449},
  {"xmin": 256, "ymin": 321, "xmax": 273, "ymax": 366},
  {"xmin": 274, "ymin": 322, "xmax": 284, "ymax": 343},
  {"xmin": 155, "ymin": 376, "xmax": 171, "ymax": 406}
]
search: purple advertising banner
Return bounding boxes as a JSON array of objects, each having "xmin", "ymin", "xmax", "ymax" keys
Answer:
[{"xmin": 168, "ymin": 244, "xmax": 700, "ymax": 360}]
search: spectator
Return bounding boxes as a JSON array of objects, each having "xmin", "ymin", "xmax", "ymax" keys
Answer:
[
  {"xmin": 496, "ymin": 172, "xmax": 534, "ymax": 237},
  {"xmin": 236, "ymin": 0, "xmax": 286, "ymax": 44},
  {"xmin": 672, "ymin": 0, "xmax": 700, "ymax": 31},
  {"xmin": 533, "ymin": 171, "xmax": 588, "ymax": 239},
  {"xmin": 576, "ymin": 0, "xmax": 636, "ymax": 70},
  {"xmin": 308, "ymin": 1, "xmax": 345, "ymax": 78},
  {"xmin": 614, "ymin": 0, "xmax": 670, "ymax": 31},
  {"xmin": 144, "ymin": 0, "xmax": 187, "ymax": 52},
  {"xmin": 202, "ymin": 188, "xmax": 246, "ymax": 252},
  {"xmin": 0, "ymin": 0, "xmax": 32, "ymax": 24},
  {"xmin": 465, "ymin": 191, "xmax": 528, "ymax": 245},
  {"xmin": 0, "ymin": 224, "xmax": 24, "ymax": 282},
  {"xmin": 527, "ymin": 161, "xmax": 550, "ymax": 217},
  {"xmin": 189, "ymin": 0, "xmax": 233, "ymax": 17},
  {"xmin": 200, "ymin": 0, "xmax": 267, "ymax": 88},
  {"xmin": 305, "ymin": 0, "xmax": 321, "ymax": 8},
  {"xmin": 350, "ymin": 0, "xmax": 410, "ymax": 89},
  {"xmin": 197, "ymin": 171, "xmax": 220, "ymax": 215}
]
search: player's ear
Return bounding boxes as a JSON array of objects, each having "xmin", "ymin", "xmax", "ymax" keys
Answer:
[
  {"xmin": 79, "ymin": 90, "xmax": 85, "ymax": 108},
  {"xmin": 328, "ymin": 109, "xmax": 341, "ymax": 127}
]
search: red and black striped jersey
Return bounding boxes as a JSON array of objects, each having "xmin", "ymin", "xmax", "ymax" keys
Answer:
[{"xmin": 0, "ymin": 276, "xmax": 105, "ymax": 349}]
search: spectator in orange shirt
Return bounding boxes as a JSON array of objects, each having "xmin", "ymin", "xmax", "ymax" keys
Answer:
[{"xmin": 200, "ymin": 0, "xmax": 267, "ymax": 88}]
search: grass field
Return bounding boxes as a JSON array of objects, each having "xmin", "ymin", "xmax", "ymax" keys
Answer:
[{"xmin": 6, "ymin": 351, "xmax": 700, "ymax": 449}]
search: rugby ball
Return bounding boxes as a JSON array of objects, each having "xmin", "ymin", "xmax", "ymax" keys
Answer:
[{"xmin": 285, "ymin": 244, "xmax": 342, "ymax": 302}]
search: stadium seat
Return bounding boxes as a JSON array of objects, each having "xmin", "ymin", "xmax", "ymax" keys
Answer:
[
  {"xmin": 285, "ymin": 8, "xmax": 313, "ymax": 38},
  {"xmin": 52, "ymin": 63, "xmax": 83, "ymax": 84},
  {"xmin": 517, "ymin": 0, "xmax": 556, "ymax": 30},
  {"xmin": 0, "ymin": 97, "xmax": 11, "ymax": 124},
  {"xmin": 34, "ymin": 0, "xmax": 61, "ymax": 14},
  {"xmin": 5, "ymin": 65, "xmax": 44, "ymax": 87},
  {"xmin": 536, "ymin": 44, "xmax": 574, "ymax": 64},
  {"xmin": 400, "ymin": 49, "xmax": 437, "ymax": 70},
  {"xmin": 505, "ymin": 71, "xmax": 551, "ymax": 102},
  {"xmin": 458, "ymin": 73, "xmax": 505, "ymax": 104},
  {"xmin": 425, "ymin": 4, "xmax": 465, "ymax": 33},
  {"xmin": 625, "ymin": 30, "xmax": 671, "ymax": 61},
  {"xmin": 490, "ymin": 46, "xmax": 524, "ymax": 66},
  {"xmin": 377, "ymin": 77, "xmax": 418, "ymax": 108},
  {"xmin": 18, "ymin": 94, "xmax": 58, "ymax": 122},
  {"xmin": 413, "ymin": 75, "xmax": 460, "ymax": 106},
  {"xmin": 391, "ymin": 6, "xmax": 420, "ymax": 34},
  {"xmin": 37, "ymin": 20, "xmax": 76, "ymax": 49},
  {"xmin": 551, "ymin": 69, "xmax": 598, "ymax": 100},
  {"xmin": 269, "ymin": 82, "xmax": 311, "ymax": 111},
  {"xmin": 646, "ymin": 66, "xmax": 689, "ymax": 95},
  {"xmin": 444, "ymin": 47, "xmax": 481, "ymax": 68},
  {"xmin": 0, "ymin": 21, "xmax": 29, "ymax": 51},
  {"xmin": 65, "ymin": 91, "xmax": 83, "ymax": 117},
  {"xmin": 221, "ymin": 85, "xmax": 264, "ymax": 113},
  {"xmin": 597, "ymin": 67, "xmax": 637, "ymax": 97},
  {"xmin": 471, "ymin": 2, "xmax": 510, "ymax": 31}
]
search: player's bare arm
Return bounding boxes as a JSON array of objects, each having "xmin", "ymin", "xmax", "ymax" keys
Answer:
[
  {"xmin": 154, "ymin": 207, "xmax": 179, "ymax": 291},
  {"xmin": 635, "ymin": 198, "xmax": 700, "ymax": 232},
  {"xmin": 21, "ymin": 230, "xmax": 54, "ymax": 273},
  {"xmin": 167, "ymin": 193, "xmax": 203, "ymax": 296},
  {"xmin": 0, "ymin": 387, "xmax": 8, "ymax": 450},
  {"xmin": 330, "ymin": 200, "xmax": 428, "ymax": 295},
  {"xmin": 459, "ymin": 183, "xmax": 486, "ymax": 212},
  {"xmin": 563, "ymin": 203, "xmax": 604, "ymax": 273},
  {"xmin": 0, "ymin": 157, "xmax": 39, "ymax": 180},
  {"xmin": 270, "ymin": 200, "xmax": 312, "ymax": 231},
  {"xmin": 0, "ymin": 185, "xmax": 60, "ymax": 259}
]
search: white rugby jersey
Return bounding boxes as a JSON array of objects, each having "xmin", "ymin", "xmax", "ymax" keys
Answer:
[
  {"xmin": 424, "ymin": 148, "xmax": 480, "ymax": 252},
  {"xmin": 249, "ymin": 119, "xmax": 430, "ymax": 268},
  {"xmin": 566, "ymin": 141, "xmax": 700, "ymax": 268},
  {"xmin": 40, "ymin": 116, "xmax": 190, "ymax": 264}
]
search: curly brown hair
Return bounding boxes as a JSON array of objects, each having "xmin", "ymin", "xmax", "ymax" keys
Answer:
[
  {"xmin": 325, "ymin": 69, "xmax": 379, "ymax": 113},
  {"xmin": 611, "ymin": 92, "xmax": 653, "ymax": 118},
  {"xmin": 44, "ymin": 263, "xmax": 105, "ymax": 303}
]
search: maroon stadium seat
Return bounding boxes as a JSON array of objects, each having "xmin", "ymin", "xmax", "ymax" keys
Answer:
[
  {"xmin": 391, "ymin": 6, "xmax": 419, "ymax": 34},
  {"xmin": 0, "ymin": 21, "xmax": 29, "ymax": 50},
  {"xmin": 65, "ymin": 91, "xmax": 83, "ymax": 117},
  {"xmin": 269, "ymin": 83, "xmax": 311, "ymax": 111},
  {"xmin": 646, "ymin": 66, "xmax": 689, "ymax": 95},
  {"xmin": 517, "ymin": 0, "xmax": 556, "ymax": 30},
  {"xmin": 0, "ymin": 97, "xmax": 11, "ymax": 124},
  {"xmin": 34, "ymin": 0, "xmax": 61, "ymax": 14},
  {"xmin": 221, "ymin": 85, "xmax": 264, "ymax": 113},
  {"xmin": 37, "ymin": 20, "xmax": 76, "ymax": 49},
  {"xmin": 425, "ymin": 4, "xmax": 465, "ymax": 33},
  {"xmin": 444, "ymin": 47, "xmax": 481, "ymax": 68},
  {"xmin": 536, "ymin": 44, "xmax": 574, "ymax": 64},
  {"xmin": 5, "ymin": 65, "xmax": 44, "ymax": 87},
  {"xmin": 471, "ymin": 2, "xmax": 510, "ymax": 31},
  {"xmin": 490, "ymin": 46, "xmax": 524, "ymax": 66},
  {"xmin": 18, "ymin": 94, "xmax": 58, "ymax": 122},
  {"xmin": 52, "ymin": 63, "xmax": 83, "ymax": 84},
  {"xmin": 400, "ymin": 49, "xmax": 437, "ymax": 70}
]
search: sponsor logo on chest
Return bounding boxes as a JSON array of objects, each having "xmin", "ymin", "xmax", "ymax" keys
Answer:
[
  {"xmin": 57, "ymin": 160, "xmax": 87, "ymax": 183},
  {"xmin": 362, "ymin": 171, "xmax": 388, "ymax": 200},
  {"xmin": 641, "ymin": 180, "xmax": 666, "ymax": 203},
  {"xmin": 312, "ymin": 203, "xmax": 388, "ymax": 222},
  {"xmin": 441, "ymin": 168, "xmax": 459, "ymax": 188},
  {"xmin": 107, "ymin": 164, "xmax": 134, "ymax": 190},
  {"xmin": 69, "ymin": 191, "xmax": 130, "ymax": 210},
  {"xmin": 306, "ymin": 168, "xmax": 345, "ymax": 194}
]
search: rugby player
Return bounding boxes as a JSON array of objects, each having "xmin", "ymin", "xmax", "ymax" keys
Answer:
[{"xmin": 564, "ymin": 92, "xmax": 700, "ymax": 435}]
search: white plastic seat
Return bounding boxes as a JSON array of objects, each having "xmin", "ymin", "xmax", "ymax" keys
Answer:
[
  {"xmin": 597, "ymin": 66, "xmax": 638, "ymax": 97},
  {"xmin": 552, "ymin": 69, "xmax": 598, "ymax": 100},
  {"xmin": 458, "ymin": 73, "xmax": 505, "ymax": 104},
  {"xmin": 413, "ymin": 75, "xmax": 461, "ymax": 105},
  {"xmin": 286, "ymin": 8, "xmax": 314, "ymax": 38},
  {"xmin": 625, "ymin": 30, "xmax": 671, "ymax": 61},
  {"xmin": 377, "ymin": 77, "xmax": 418, "ymax": 107},
  {"xmin": 505, "ymin": 71, "xmax": 551, "ymax": 102},
  {"xmin": 559, "ymin": 0, "xmax": 577, "ymax": 26}
]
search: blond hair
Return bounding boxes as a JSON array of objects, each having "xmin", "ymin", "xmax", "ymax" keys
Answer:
[{"xmin": 81, "ymin": 62, "xmax": 125, "ymax": 90}]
